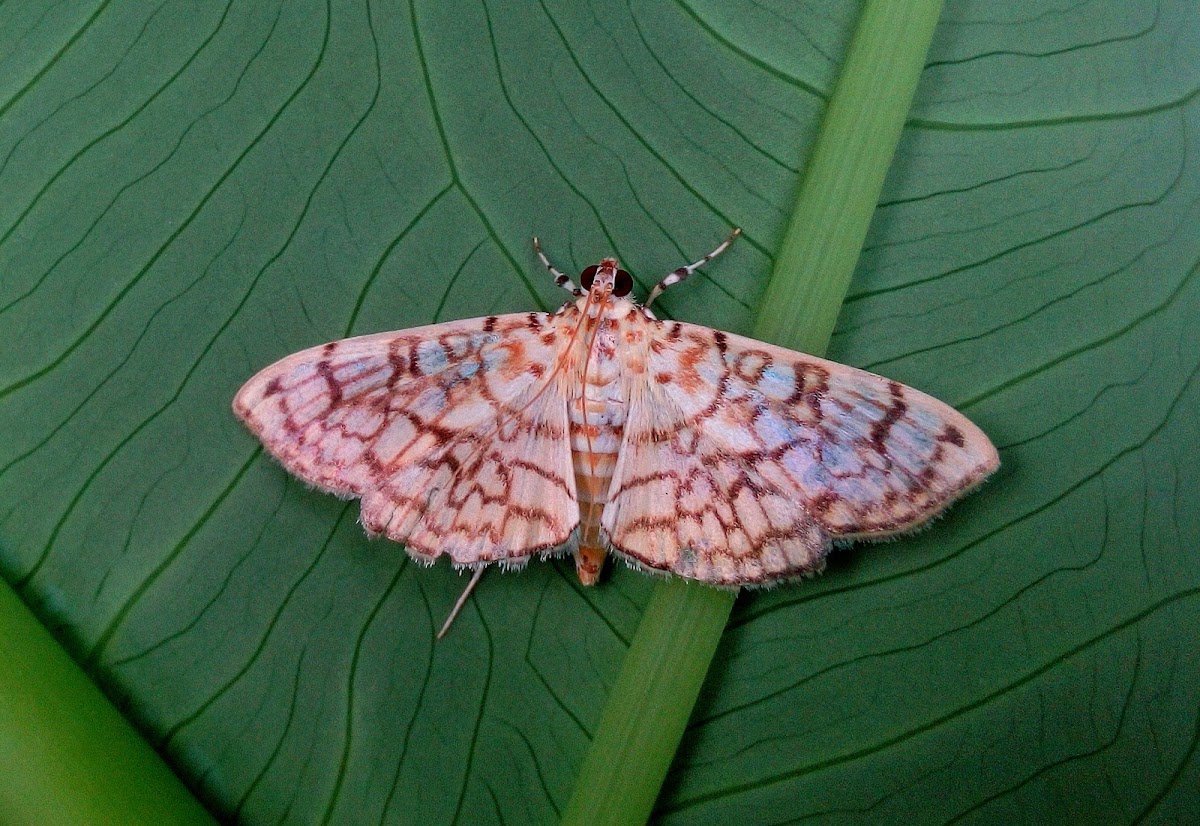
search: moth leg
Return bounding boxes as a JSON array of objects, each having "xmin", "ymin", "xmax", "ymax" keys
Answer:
[
  {"xmin": 437, "ymin": 566, "xmax": 486, "ymax": 640},
  {"xmin": 533, "ymin": 236, "xmax": 584, "ymax": 297},
  {"xmin": 645, "ymin": 228, "xmax": 742, "ymax": 308}
]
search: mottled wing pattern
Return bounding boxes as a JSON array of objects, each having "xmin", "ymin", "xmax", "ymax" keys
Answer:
[
  {"xmin": 233, "ymin": 314, "xmax": 580, "ymax": 567},
  {"xmin": 603, "ymin": 322, "xmax": 998, "ymax": 586}
]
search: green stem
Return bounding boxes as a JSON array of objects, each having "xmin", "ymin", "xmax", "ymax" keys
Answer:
[
  {"xmin": 0, "ymin": 579, "xmax": 215, "ymax": 825},
  {"xmin": 561, "ymin": 1, "xmax": 946, "ymax": 823},
  {"xmin": 559, "ymin": 584, "xmax": 734, "ymax": 825},
  {"xmin": 753, "ymin": 0, "xmax": 947, "ymax": 356}
]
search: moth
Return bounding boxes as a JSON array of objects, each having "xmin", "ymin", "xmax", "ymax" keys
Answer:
[{"xmin": 234, "ymin": 231, "xmax": 998, "ymax": 633}]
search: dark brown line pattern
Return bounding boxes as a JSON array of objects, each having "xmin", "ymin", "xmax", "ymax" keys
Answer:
[
  {"xmin": 601, "ymin": 321, "xmax": 998, "ymax": 583},
  {"xmin": 234, "ymin": 314, "xmax": 580, "ymax": 566},
  {"xmin": 316, "ymin": 361, "xmax": 341, "ymax": 406},
  {"xmin": 233, "ymin": 275, "xmax": 997, "ymax": 588}
]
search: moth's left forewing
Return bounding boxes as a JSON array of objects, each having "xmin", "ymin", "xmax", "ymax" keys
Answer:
[
  {"xmin": 603, "ymin": 320, "xmax": 999, "ymax": 586},
  {"xmin": 683, "ymin": 324, "xmax": 1000, "ymax": 540},
  {"xmin": 604, "ymin": 321, "xmax": 831, "ymax": 586}
]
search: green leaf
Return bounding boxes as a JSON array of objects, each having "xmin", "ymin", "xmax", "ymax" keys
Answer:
[{"xmin": 1, "ymin": 2, "xmax": 1197, "ymax": 824}]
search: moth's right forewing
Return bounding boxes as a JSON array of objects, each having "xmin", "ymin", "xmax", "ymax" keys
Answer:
[{"xmin": 233, "ymin": 313, "xmax": 581, "ymax": 565}]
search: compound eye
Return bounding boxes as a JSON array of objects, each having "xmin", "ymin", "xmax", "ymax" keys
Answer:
[
  {"xmin": 613, "ymin": 269, "xmax": 634, "ymax": 297},
  {"xmin": 580, "ymin": 264, "xmax": 600, "ymax": 289}
]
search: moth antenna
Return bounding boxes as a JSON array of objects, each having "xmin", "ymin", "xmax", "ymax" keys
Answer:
[
  {"xmin": 533, "ymin": 236, "xmax": 584, "ymax": 297},
  {"xmin": 645, "ymin": 227, "xmax": 741, "ymax": 308}
]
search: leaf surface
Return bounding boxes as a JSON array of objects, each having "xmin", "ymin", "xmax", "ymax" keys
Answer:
[{"xmin": 0, "ymin": 1, "xmax": 1196, "ymax": 822}]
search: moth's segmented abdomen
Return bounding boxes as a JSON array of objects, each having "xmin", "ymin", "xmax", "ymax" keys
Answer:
[{"xmin": 568, "ymin": 379, "xmax": 626, "ymax": 581}]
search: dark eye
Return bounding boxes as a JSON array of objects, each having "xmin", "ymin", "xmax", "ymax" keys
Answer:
[
  {"xmin": 613, "ymin": 269, "xmax": 633, "ymax": 297},
  {"xmin": 580, "ymin": 264, "xmax": 600, "ymax": 289}
]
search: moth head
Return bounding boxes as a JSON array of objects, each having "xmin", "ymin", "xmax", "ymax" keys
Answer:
[{"xmin": 580, "ymin": 258, "xmax": 634, "ymax": 299}]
